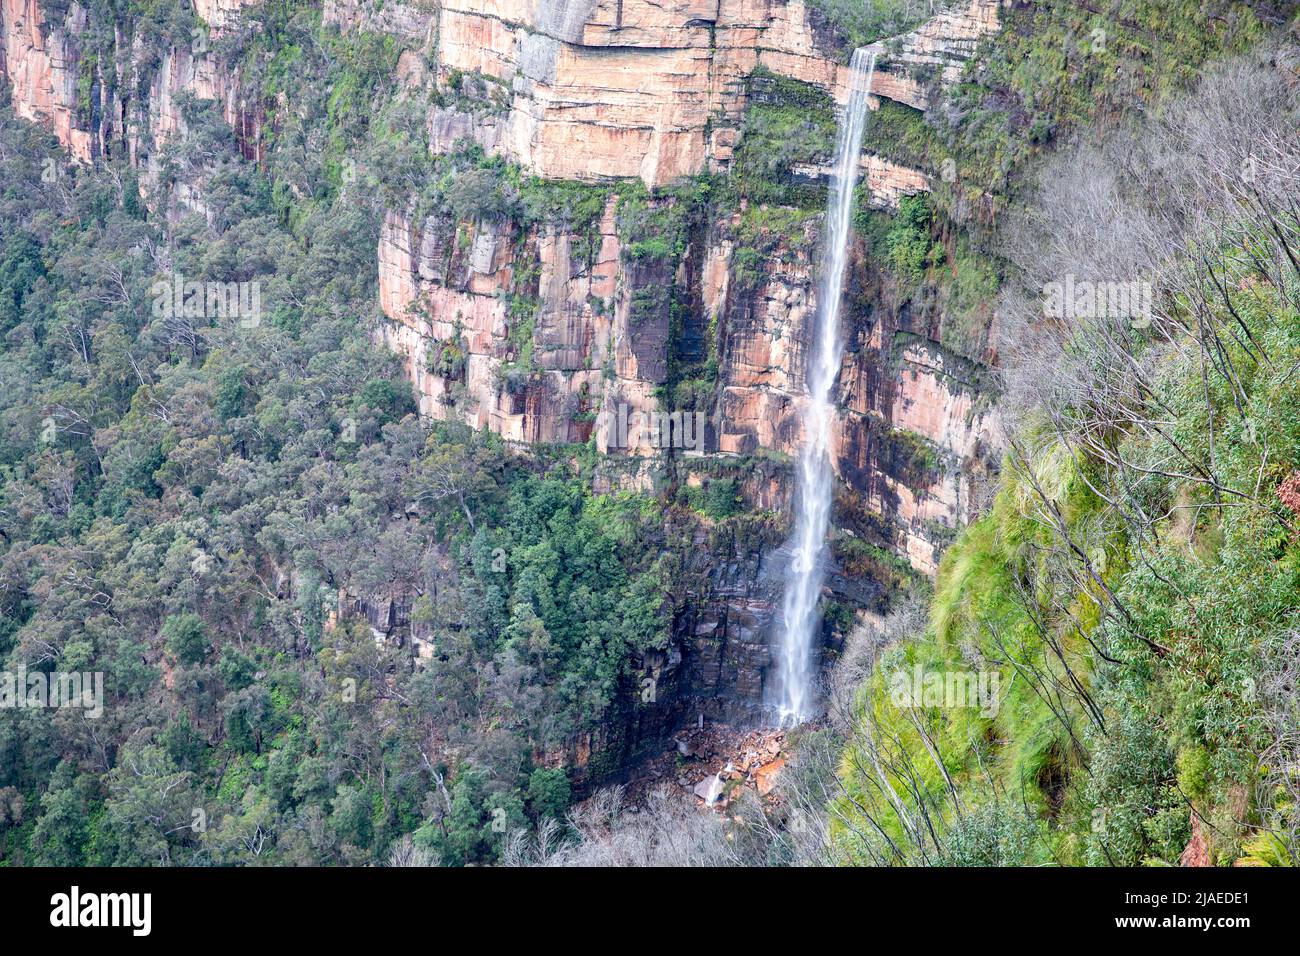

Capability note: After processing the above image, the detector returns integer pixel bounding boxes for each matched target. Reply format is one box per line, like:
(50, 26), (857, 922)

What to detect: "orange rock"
(754, 757), (785, 797)
(1180, 812), (1211, 867)
(426, 0), (1001, 187)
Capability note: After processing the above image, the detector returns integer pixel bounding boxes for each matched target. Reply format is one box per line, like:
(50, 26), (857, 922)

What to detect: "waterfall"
(772, 49), (876, 726)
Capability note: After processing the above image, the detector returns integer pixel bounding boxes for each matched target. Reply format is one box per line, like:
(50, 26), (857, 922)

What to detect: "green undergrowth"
(938, 0), (1273, 214)
(835, 244), (1300, 866)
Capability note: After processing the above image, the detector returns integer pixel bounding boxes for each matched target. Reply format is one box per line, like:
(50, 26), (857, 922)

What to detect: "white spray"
(773, 49), (876, 726)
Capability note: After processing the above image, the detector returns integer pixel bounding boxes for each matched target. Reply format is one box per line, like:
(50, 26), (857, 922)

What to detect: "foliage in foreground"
(834, 48), (1300, 866)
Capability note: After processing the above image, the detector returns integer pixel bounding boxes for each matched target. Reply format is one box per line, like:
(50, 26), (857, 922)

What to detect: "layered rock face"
(418, 0), (1000, 187)
(0, 0), (263, 204)
(366, 0), (1002, 576)
(795, 154), (933, 210)
(193, 0), (260, 33)
(863, 0), (1004, 110)
(323, 0), (436, 40)
(3, 0), (1001, 185)
(147, 44), (262, 159)
(376, 196), (667, 453)
(362, 3), (1003, 755)
(375, 187), (999, 574)
(0, 0), (92, 161)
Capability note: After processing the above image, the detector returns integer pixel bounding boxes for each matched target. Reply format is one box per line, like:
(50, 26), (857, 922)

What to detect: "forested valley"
(1, 0), (1298, 869)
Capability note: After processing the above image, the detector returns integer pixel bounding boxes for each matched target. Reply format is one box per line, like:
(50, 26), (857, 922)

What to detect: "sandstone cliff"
(0, 0), (999, 570)
(1, 0), (92, 161)
(357, 0), (1002, 575)
(0, 0), (263, 204)
(400, 0), (1001, 187)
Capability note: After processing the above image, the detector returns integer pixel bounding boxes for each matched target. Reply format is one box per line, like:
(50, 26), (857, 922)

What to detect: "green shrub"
(808, 0), (930, 53)
(163, 613), (210, 666)
(940, 803), (1045, 866)
(733, 72), (837, 207)
(526, 767), (572, 821)
(884, 194), (937, 287)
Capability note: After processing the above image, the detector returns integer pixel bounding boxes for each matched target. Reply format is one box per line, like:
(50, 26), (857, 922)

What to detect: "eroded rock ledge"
(386, 0), (1000, 187)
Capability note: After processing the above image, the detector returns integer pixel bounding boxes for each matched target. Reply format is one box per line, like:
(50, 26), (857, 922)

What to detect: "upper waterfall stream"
(772, 48), (876, 726)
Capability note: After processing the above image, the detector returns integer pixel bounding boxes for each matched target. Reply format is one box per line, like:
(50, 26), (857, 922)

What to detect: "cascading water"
(772, 48), (876, 726)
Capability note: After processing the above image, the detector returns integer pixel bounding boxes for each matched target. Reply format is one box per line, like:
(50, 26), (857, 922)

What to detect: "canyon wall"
(344, 0), (1004, 744)
(412, 0), (1001, 187)
(0, 0), (1003, 745)
(360, 0), (1002, 575)
(0, 0), (1000, 180)
(0, 0), (92, 160)
(0, 0), (263, 207)
(374, 172), (998, 578)
(375, 196), (669, 452)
